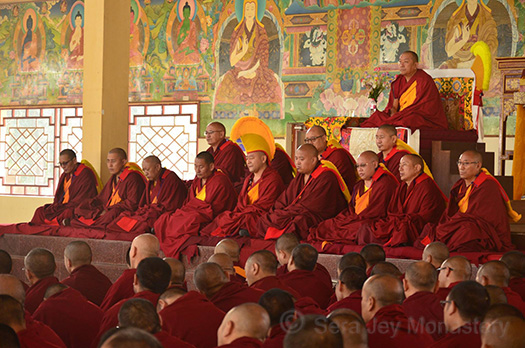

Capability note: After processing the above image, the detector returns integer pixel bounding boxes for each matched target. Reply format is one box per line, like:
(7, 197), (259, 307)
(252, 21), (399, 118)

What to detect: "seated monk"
(360, 244), (386, 275)
(205, 121), (247, 188)
(271, 144), (296, 187)
(154, 152), (237, 257)
(214, 239), (245, 281)
(24, 248), (59, 314)
(375, 125), (410, 181)
(418, 150), (521, 252)
(481, 317), (525, 348)
(358, 154), (446, 246)
(258, 289), (295, 348)
(436, 255), (472, 301)
(500, 251), (525, 301)
(256, 144), (350, 240)
(209, 253), (241, 283)
(163, 257), (186, 289)
(422, 241), (449, 269)
(308, 151), (398, 243)
(31, 149), (99, 225)
(284, 315), (343, 348)
(327, 309), (368, 348)
(70, 148), (146, 229)
(107, 155), (187, 234)
(216, 303), (270, 348)
(360, 51), (448, 130)
(327, 266), (367, 315)
(305, 125), (357, 191)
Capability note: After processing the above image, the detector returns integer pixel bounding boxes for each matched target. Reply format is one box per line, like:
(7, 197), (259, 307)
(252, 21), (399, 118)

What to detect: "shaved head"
(403, 153), (424, 169)
(0, 323), (19, 348)
(218, 303), (270, 346)
(284, 315), (343, 348)
(24, 248), (56, 280)
(157, 287), (187, 312)
(44, 283), (68, 300)
(119, 298), (161, 334)
(422, 242), (449, 269)
(259, 289), (295, 327)
(360, 244), (385, 268)
(207, 122), (226, 133)
(362, 275), (404, 323)
(0, 250), (12, 274)
(338, 252), (367, 274)
(296, 144), (318, 158)
(441, 256), (472, 282)
(405, 261), (437, 292)
(108, 147), (127, 160)
(208, 253), (235, 276)
(214, 239), (240, 262)
(461, 150), (483, 165)
(306, 125), (327, 136)
(194, 262), (229, 298)
(196, 151), (215, 164)
(370, 261), (402, 278)
(485, 285), (508, 306)
(247, 250), (278, 274)
(477, 261), (511, 287)
(130, 234), (160, 268)
(0, 275), (26, 305)
(482, 317), (525, 348)
(0, 295), (25, 329)
(358, 150), (379, 163)
(378, 124), (397, 136)
(276, 234), (299, 254)
(143, 155), (161, 166)
(64, 241), (92, 267)
(500, 251), (525, 278)
(60, 149), (77, 160)
(328, 309), (367, 348)
(401, 50), (418, 62)
(101, 327), (162, 348)
(163, 258), (185, 286)
(290, 244), (318, 271)
(484, 304), (525, 324)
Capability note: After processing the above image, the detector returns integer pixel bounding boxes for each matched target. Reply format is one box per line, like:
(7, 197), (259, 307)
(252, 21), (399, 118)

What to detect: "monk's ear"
(367, 296), (376, 312)
(432, 280), (440, 294)
(157, 299), (167, 312)
(253, 262), (260, 275)
(209, 163), (215, 171)
(133, 274), (138, 287)
(402, 278), (409, 293)
(224, 320), (235, 338)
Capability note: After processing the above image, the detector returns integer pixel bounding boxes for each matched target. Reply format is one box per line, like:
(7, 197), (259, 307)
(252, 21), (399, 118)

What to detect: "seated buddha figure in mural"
(441, 0), (497, 69)
(130, 8), (144, 67)
(67, 12), (84, 69)
(172, 2), (200, 65)
(214, 0), (282, 107)
(21, 15), (40, 72)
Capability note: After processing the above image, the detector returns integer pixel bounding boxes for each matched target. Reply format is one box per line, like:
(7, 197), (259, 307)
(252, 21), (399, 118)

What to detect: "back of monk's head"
(0, 275), (26, 305)
(219, 303), (270, 345)
(131, 234), (160, 259)
(442, 255), (472, 281)
(477, 261), (510, 287)
(215, 239), (240, 262)
(136, 257), (171, 294)
(275, 233), (299, 254)
(377, 124), (397, 137)
(194, 262), (229, 297)
(0, 323), (20, 348)
(422, 242), (449, 268)
(327, 309), (367, 348)
(370, 261), (402, 278)
(284, 315), (343, 348)
(64, 241), (92, 267)
(482, 316), (525, 348)
(500, 251), (525, 278)
(338, 252), (367, 274)
(484, 303), (525, 324)
(363, 274), (404, 308)
(247, 250), (278, 275)
(485, 285), (508, 306)
(208, 253), (235, 276)
(163, 258), (185, 285)
(405, 261), (437, 292)
(291, 244), (318, 271)
(24, 248), (56, 280)
(157, 287), (187, 312)
(360, 244), (385, 267)
(44, 283), (68, 300)
(0, 249), (12, 274)
(259, 288), (295, 327)
(340, 266), (367, 292)
(118, 298), (161, 334)
(100, 327), (162, 348)
(108, 147), (127, 160)
(448, 280), (490, 322)
(196, 151), (215, 164)
(0, 295), (25, 329)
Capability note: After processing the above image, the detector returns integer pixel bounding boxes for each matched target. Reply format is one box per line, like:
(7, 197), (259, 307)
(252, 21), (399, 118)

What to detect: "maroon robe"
(360, 69), (448, 130)
(31, 163), (98, 225)
(250, 275), (301, 299)
(100, 268), (136, 311)
(210, 281), (264, 313)
(378, 147), (410, 182)
(322, 143), (357, 191)
(262, 324), (286, 348)
(217, 337), (263, 348)
(402, 291), (445, 341)
(107, 168), (187, 234)
(25, 313), (67, 348)
(309, 166), (398, 243)
(61, 264), (112, 307)
(420, 171), (514, 252)
(278, 269), (334, 309)
(276, 263), (333, 291)
(33, 287), (103, 348)
(18, 328), (66, 348)
(257, 161), (348, 240)
(72, 166), (146, 229)
(25, 276), (60, 314)
(208, 139), (247, 187)
(201, 167), (284, 237)
(367, 304), (434, 348)
(294, 296), (325, 315)
(435, 281), (461, 302)
(428, 322), (481, 348)
(359, 173), (446, 246)
(154, 331), (196, 348)
(509, 277), (525, 301)
(326, 290), (362, 315)
(159, 291), (225, 348)
(270, 146), (295, 187)
(502, 286), (525, 316)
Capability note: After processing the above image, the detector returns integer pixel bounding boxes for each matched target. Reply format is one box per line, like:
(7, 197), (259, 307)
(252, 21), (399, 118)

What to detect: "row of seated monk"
(29, 120), (520, 256)
(1, 234), (525, 348)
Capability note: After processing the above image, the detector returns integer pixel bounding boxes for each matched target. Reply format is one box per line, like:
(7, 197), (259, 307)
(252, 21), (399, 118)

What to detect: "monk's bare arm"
(390, 99), (399, 115)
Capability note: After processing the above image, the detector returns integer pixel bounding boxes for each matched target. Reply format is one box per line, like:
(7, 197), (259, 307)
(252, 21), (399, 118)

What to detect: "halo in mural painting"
(454, 0), (489, 6)
(235, 0), (266, 23)
(22, 8), (38, 33)
(177, 0), (197, 22)
(131, 0), (140, 24)
(70, 2), (85, 30)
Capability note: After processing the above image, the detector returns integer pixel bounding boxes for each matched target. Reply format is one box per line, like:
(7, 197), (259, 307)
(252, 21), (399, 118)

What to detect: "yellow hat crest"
(231, 117), (276, 161)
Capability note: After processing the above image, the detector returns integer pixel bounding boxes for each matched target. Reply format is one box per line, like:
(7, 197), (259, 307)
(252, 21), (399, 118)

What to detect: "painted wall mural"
(0, 0), (523, 136)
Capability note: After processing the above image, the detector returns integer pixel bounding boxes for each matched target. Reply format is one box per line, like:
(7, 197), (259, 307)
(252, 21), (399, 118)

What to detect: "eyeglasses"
(440, 300), (452, 307)
(204, 130), (222, 136)
(304, 135), (324, 143)
(355, 163), (369, 168)
(58, 159), (72, 167)
(437, 266), (454, 272)
(456, 161), (479, 166)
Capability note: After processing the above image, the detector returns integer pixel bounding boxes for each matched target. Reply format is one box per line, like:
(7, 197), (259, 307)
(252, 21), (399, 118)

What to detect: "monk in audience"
(361, 274), (433, 347)
(0, 323), (19, 348)
(258, 289), (295, 348)
(360, 244), (385, 275)
(270, 144), (295, 187)
(481, 317), (525, 348)
(402, 261), (444, 340)
(500, 251), (525, 301)
(70, 148), (146, 229)
(0, 249), (12, 274)
(118, 298), (194, 348)
(284, 315), (343, 348)
(373, 125), (410, 181)
(31, 149), (98, 225)
(422, 242), (450, 269)
(216, 303), (270, 348)
(163, 257), (186, 289)
(278, 244), (334, 309)
(358, 153), (446, 246)
(61, 240), (112, 306)
(327, 266), (366, 314)
(485, 285), (508, 305)
(209, 253), (239, 283)
(419, 150), (520, 252)
(338, 252), (367, 274)
(157, 287), (225, 348)
(100, 327), (162, 348)
(107, 155), (187, 234)
(214, 239), (245, 280)
(33, 283), (103, 348)
(24, 248), (59, 314)
(205, 122), (247, 187)
(101, 234), (160, 311)
(305, 125), (357, 190)
(257, 144), (349, 240)
(483, 303), (525, 324)
(309, 151), (398, 244)
(194, 262), (263, 313)
(327, 309), (368, 348)
(436, 255), (472, 301)
(360, 51), (448, 130)
(429, 281), (490, 347)
(154, 152), (237, 257)
(370, 262), (402, 278)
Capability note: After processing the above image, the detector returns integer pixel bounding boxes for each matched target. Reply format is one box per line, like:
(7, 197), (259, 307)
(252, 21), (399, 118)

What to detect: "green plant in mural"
(360, 67), (393, 102)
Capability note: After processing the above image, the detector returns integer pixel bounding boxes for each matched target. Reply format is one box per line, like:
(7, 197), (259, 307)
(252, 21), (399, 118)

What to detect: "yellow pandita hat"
(231, 117), (275, 161)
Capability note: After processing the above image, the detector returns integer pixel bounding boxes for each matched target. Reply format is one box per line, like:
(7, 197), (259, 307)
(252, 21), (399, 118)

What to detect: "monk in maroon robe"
(258, 289), (295, 348)
(309, 151), (398, 243)
(257, 144), (349, 240)
(359, 154), (446, 246)
(107, 156), (187, 234)
(158, 288), (225, 348)
(205, 122), (247, 187)
(216, 303), (269, 348)
(305, 125), (357, 191)
(62, 240), (112, 307)
(31, 149), (99, 225)
(270, 144), (295, 187)
(24, 248), (60, 314)
(374, 124), (409, 181)
(70, 148), (146, 229)
(33, 285), (103, 348)
(436, 255), (472, 301)
(154, 152), (237, 257)
(327, 266), (366, 315)
(501, 251), (525, 301)
(360, 51), (448, 130)
(418, 150), (520, 252)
